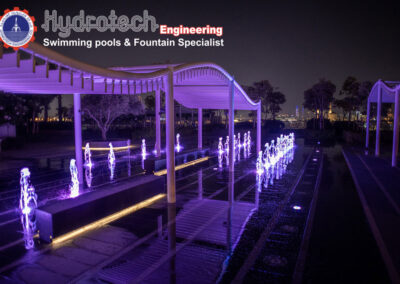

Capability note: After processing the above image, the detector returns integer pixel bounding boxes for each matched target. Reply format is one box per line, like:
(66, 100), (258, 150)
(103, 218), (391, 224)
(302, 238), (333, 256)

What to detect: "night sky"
(3, 0), (400, 114)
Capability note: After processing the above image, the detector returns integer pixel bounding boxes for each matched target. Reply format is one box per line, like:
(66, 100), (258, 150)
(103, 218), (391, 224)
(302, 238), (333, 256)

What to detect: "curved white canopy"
(0, 43), (260, 111)
(368, 80), (400, 103)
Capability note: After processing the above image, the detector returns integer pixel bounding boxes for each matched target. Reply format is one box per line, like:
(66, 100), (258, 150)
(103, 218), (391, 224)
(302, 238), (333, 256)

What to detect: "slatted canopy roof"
(368, 80), (400, 103)
(0, 42), (260, 111)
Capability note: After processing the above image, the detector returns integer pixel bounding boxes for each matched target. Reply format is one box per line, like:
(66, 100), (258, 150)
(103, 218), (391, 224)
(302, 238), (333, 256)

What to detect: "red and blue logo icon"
(0, 7), (37, 50)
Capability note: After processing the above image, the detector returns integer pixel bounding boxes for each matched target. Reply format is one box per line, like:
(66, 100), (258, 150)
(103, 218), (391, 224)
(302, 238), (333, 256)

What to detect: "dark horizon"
(4, 0), (400, 114)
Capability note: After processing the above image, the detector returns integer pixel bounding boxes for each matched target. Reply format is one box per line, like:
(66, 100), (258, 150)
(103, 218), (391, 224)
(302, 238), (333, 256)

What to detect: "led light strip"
(51, 193), (166, 245)
(80, 145), (136, 151)
(154, 156), (209, 176)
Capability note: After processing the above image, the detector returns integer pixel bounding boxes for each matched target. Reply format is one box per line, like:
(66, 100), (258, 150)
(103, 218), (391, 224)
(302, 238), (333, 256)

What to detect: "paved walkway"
(343, 148), (400, 283)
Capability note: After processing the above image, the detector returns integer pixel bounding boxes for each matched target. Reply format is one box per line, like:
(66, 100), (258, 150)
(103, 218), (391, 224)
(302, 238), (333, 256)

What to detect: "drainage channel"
(221, 146), (323, 284)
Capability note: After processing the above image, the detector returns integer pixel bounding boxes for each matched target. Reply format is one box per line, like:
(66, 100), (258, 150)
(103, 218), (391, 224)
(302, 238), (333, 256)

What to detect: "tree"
(57, 95), (63, 123)
(82, 94), (144, 140)
(0, 93), (26, 125)
(267, 91), (286, 120)
(246, 80), (273, 120)
(335, 76), (373, 121)
(41, 95), (56, 123)
(304, 79), (336, 129)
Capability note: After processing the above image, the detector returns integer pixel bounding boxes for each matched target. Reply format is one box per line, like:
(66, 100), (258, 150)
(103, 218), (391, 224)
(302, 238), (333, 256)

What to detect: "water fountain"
(247, 131), (251, 153)
(141, 139), (147, 159)
(257, 133), (295, 189)
(84, 143), (93, 187)
(69, 159), (80, 198)
(218, 137), (224, 154)
(19, 168), (37, 250)
(108, 142), (116, 180)
(176, 133), (181, 152)
(84, 142), (92, 168)
(218, 151), (223, 169)
(256, 151), (264, 176)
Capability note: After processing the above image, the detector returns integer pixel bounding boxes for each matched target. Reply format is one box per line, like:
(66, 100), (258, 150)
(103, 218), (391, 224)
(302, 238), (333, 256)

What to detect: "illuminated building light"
(225, 136), (229, 153)
(154, 157), (209, 176)
(69, 159), (80, 198)
(293, 205), (302, 210)
(52, 193), (166, 246)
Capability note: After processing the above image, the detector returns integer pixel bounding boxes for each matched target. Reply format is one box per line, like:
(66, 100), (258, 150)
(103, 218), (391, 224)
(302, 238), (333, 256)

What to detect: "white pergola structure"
(366, 80), (400, 166)
(0, 43), (261, 203)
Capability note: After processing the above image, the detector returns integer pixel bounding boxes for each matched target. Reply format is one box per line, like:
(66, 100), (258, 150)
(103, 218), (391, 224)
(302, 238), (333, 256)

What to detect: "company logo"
(0, 7), (37, 50)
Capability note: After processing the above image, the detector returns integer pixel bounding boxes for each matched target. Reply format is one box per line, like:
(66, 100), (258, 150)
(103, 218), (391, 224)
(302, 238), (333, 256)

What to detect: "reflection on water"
(85, 165), (93, 188)
(168, 204), (177, 283)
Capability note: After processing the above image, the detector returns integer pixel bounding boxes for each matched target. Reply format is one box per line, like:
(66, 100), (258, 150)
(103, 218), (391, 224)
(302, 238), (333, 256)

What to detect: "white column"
(376, 82), (382, 156)
(229, 79), (235, 172)
(198, 108), (202, 149)
(155, 89), (161, 157)
(73, 93), (83, 185)
(392, 89), (400, 167)
(366, 100), (371, 149)
(165, 69), (176, 203)
(257, 103), (261, 153)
